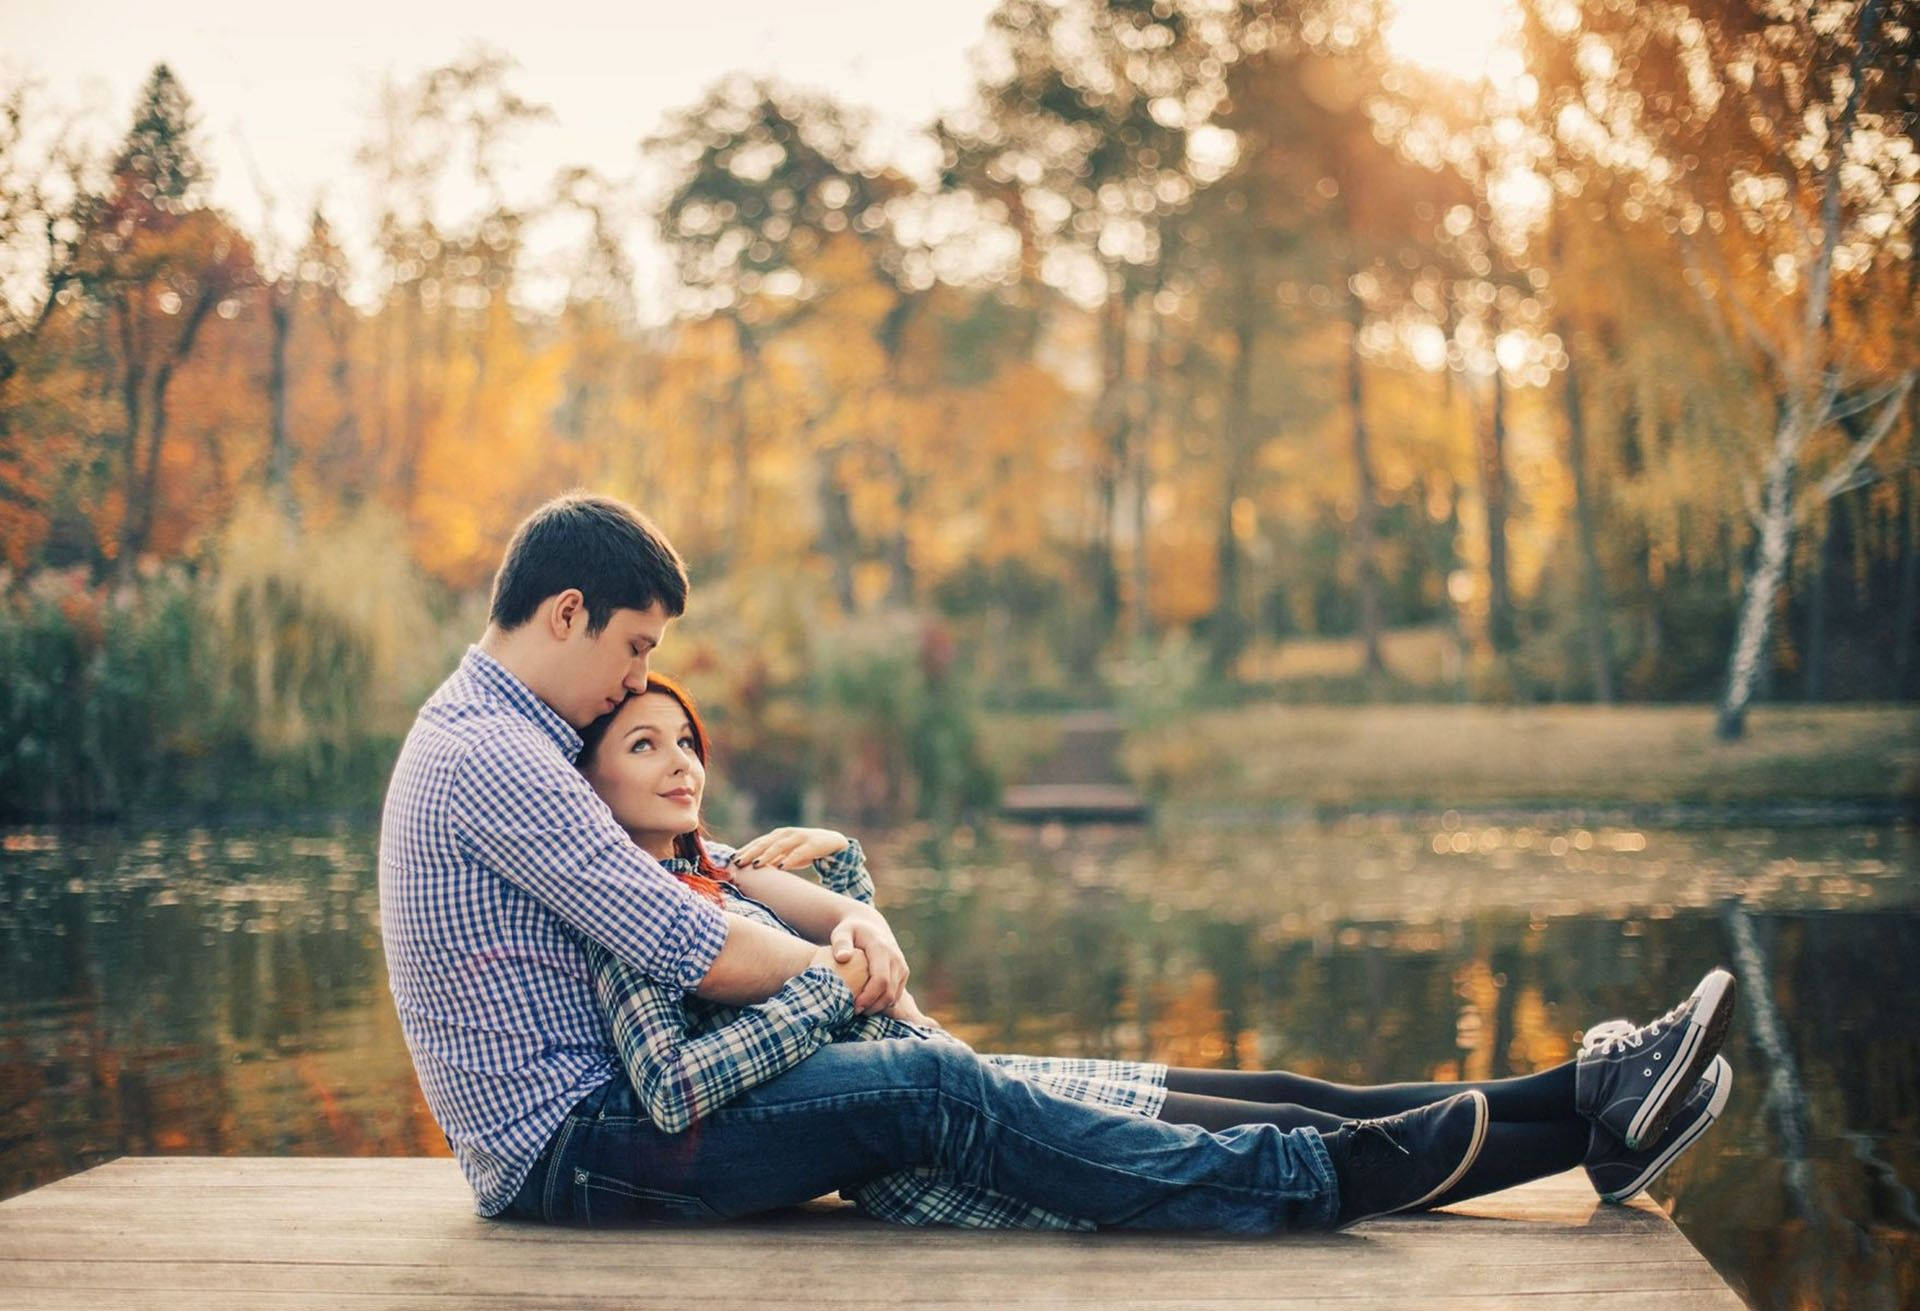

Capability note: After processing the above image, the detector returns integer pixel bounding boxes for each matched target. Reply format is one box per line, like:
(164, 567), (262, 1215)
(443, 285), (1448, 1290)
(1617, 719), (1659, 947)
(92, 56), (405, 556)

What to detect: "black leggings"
(1155, 1063), (1587, 1208)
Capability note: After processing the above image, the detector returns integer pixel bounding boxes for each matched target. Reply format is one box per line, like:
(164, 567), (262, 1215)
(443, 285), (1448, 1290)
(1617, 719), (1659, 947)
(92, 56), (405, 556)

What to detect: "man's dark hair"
(488, 493), (688, 634)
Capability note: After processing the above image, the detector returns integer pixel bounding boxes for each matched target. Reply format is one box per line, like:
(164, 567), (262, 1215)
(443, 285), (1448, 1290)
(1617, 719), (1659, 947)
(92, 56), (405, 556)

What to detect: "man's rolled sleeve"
(449, 735), (729, 988)
(655, 889), (729, 991)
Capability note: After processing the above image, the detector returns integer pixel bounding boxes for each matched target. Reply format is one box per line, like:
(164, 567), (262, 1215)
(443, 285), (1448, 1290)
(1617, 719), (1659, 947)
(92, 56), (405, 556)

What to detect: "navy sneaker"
(1584, 1055), (1730, 1203)
(1328, 1089), (1489, 1228)
(1576, 968), (1737, 1151)
(1580, 1018), (1635, 1055)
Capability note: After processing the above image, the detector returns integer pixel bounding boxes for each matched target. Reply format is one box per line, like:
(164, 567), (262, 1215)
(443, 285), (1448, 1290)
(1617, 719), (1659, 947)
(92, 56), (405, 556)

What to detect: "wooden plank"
(38, 1158), (1650, 1224)
(1000, 783), (1149, 822)
(0, 1162), (1701, 1252)
(0, 1256), (1736, 1296)
(0, 1159), (1746, 1310)
(0, 1294), (1752, 1311)
(0, 1211), (1706, 1262)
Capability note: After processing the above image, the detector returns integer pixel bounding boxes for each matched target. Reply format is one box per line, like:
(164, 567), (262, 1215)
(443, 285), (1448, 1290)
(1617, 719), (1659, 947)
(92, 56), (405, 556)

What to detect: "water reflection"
(0, 825), (441, 1197)
(1, 819), (1914, 1308)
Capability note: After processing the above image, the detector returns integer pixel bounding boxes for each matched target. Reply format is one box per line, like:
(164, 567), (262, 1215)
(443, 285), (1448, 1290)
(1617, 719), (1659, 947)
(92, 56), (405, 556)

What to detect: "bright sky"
(1, 0), (999, 315)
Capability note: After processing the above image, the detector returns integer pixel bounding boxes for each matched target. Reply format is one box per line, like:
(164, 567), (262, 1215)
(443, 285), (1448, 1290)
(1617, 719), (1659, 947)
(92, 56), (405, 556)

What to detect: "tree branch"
(1679, 229), (1784, 380)
(1815, 369), (1915, 503)
(1738, 471), (1767, 533)
(1824, 374), (1910, 425)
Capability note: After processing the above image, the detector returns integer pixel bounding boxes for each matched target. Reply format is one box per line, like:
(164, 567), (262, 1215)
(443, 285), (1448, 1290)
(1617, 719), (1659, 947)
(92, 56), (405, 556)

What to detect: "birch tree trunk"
(1717, 403), (1806, 739)
(1712, 0), (1896, 739)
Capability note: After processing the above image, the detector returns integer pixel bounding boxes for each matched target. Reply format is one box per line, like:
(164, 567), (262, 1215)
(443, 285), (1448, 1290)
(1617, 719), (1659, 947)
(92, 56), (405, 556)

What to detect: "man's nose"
(624, 656), (650, 693)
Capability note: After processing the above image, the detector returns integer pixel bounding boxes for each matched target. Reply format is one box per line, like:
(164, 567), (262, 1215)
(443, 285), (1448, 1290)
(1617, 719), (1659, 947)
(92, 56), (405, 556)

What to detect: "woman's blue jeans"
(504, 1036), (1339, 1233)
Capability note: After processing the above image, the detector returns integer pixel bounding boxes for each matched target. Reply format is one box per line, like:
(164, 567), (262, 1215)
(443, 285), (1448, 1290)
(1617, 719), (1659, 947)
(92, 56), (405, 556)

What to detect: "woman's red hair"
(576, 673), (730, 904)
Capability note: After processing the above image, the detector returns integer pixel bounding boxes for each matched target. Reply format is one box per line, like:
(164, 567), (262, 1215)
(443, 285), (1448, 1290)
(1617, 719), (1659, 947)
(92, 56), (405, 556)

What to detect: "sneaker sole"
(1602, 1059), (1731, 1203)
(1394, 1090), (1489, 1216)
(1626, 970), (1736, 1151)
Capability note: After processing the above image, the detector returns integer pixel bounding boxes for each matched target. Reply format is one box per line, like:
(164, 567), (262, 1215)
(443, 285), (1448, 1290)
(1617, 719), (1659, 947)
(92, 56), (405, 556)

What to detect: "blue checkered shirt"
(378, 647), (732, 1215)
(591, 840), (1168, 1229)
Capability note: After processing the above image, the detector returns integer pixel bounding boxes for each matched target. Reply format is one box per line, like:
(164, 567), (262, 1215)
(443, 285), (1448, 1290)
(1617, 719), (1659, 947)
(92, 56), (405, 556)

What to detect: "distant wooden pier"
(0, 1158), (1744, 1308)
(1001, 709), (1150, 823)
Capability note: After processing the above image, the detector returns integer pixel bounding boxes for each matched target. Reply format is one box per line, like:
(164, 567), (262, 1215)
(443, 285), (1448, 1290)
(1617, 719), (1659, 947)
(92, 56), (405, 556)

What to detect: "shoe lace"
(1342, 1119), (1414, 1172)
(1581, 1019), (1635, 1055)
(1589, 997), (1692, 1057)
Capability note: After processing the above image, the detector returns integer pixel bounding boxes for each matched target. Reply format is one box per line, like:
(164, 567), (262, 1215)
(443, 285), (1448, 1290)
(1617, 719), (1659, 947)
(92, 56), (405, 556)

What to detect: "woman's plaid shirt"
(588, 839), (1168, 1230)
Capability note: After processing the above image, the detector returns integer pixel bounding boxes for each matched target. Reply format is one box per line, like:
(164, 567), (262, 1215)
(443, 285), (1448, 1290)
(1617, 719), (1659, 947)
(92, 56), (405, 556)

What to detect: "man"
(379, 491), (1490, 1233)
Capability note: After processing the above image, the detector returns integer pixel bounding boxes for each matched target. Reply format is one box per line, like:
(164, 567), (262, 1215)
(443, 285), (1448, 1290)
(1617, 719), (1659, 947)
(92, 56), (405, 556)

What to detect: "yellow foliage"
(207, 494), (437, 748)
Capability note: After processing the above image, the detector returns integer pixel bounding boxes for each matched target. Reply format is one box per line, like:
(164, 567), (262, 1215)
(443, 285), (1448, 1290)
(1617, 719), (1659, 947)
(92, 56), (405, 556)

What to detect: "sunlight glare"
(1383, 0), (1517, 83)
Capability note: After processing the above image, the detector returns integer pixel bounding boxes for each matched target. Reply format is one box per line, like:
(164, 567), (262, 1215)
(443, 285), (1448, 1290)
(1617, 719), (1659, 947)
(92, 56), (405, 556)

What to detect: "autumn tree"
(72, 65), (254, 575)
(943, 0), (1242, 649)
(1211, 15), (1479, 677)
(290, 206), (366, 507)
(1528, 0), (1918, 735)
(355, 51), (570, 584)
(0, 80), (98, 566)
(649, 77), (927, 605)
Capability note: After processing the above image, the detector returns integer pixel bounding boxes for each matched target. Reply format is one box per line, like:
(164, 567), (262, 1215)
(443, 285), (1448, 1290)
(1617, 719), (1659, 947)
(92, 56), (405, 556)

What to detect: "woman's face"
(581, 690), (705, 857)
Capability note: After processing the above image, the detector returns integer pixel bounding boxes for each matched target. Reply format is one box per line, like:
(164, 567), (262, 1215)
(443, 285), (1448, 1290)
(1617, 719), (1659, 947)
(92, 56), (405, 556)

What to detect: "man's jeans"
(503, 1037), (1339, 1233)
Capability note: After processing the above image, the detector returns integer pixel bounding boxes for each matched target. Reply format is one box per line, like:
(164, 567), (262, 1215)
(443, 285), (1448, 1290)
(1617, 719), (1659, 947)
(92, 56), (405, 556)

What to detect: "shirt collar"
(660, 856), (696, 876)
(461, 645), (583, 761)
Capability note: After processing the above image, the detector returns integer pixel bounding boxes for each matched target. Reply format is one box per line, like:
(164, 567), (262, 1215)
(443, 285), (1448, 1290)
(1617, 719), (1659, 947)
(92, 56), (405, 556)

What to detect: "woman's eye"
(628, 739), (652, 753)
(678, 736), (697, 750)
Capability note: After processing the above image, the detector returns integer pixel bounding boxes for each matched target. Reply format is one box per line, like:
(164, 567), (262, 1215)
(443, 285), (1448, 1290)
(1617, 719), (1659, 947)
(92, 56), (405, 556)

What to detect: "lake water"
(2, 816), (1914, 1309)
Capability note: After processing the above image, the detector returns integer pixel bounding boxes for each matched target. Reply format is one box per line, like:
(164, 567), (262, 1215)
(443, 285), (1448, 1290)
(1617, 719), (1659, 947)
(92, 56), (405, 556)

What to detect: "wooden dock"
(0, 1158), (1745, 1309)
(1001, 709), (1150, 823)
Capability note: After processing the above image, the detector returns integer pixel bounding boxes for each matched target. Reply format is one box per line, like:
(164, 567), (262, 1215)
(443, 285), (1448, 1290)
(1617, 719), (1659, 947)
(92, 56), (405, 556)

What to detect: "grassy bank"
(1122, 704), (1920, 812)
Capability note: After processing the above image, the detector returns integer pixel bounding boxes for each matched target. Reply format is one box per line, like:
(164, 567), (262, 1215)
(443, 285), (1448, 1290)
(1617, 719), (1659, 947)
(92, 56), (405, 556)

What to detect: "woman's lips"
(659, 789), (696, 803)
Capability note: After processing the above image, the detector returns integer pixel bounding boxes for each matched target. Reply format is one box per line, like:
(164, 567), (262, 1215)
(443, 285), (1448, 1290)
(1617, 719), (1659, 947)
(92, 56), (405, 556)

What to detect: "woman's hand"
(732, 827), (850, 871)
(886, 988), (936, 1027)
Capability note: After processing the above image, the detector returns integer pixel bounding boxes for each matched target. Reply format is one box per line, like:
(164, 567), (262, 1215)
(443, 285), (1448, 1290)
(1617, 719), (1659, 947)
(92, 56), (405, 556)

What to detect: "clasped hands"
(732, 825), (930, 1024)
(808, 921), (933, 1024)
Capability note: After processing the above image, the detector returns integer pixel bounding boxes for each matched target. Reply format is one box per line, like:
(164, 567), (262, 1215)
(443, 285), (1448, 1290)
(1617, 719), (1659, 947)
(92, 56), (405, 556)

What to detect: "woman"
(575, 675), (1734, 1227)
